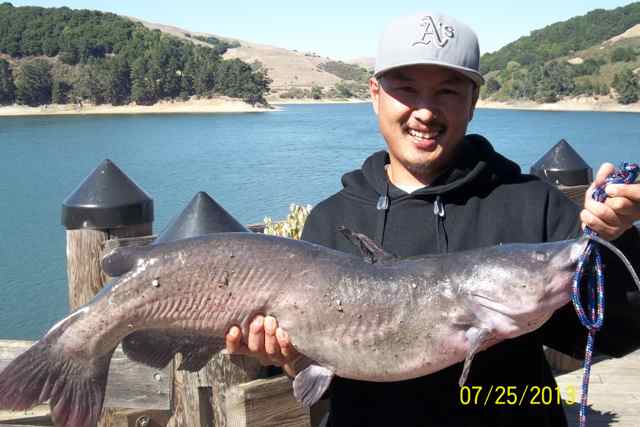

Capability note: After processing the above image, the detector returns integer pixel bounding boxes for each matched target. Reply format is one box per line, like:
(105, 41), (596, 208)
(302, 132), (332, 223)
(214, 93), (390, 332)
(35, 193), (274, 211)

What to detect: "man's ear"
(369, 77), (381, 116)
(469, 84), (480, 121)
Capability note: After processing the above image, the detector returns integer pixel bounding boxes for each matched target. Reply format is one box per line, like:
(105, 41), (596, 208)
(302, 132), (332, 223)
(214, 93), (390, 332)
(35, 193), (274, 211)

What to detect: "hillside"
(0, 3), (271, 107)
(480, 2), (640, 105)
(130, 18), (372, 100)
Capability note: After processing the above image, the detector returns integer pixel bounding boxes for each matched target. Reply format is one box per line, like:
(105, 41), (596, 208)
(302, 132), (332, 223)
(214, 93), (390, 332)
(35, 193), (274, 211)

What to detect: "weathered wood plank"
(225, 376), (310, 427)
(556, 349), (640, 426)
(0, 340), (171, 411)
(0, 407), (50, 425)
(0, 414), (52, 426)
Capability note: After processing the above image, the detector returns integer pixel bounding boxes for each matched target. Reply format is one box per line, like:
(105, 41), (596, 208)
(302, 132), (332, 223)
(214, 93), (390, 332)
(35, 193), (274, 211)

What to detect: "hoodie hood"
(341, 134), (521, 202)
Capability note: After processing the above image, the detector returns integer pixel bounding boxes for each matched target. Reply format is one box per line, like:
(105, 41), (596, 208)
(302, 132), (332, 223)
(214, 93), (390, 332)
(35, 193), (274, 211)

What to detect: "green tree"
(0, 58), (15, 104)
(51, 78), (71, 104)
(130, 56), (157, 105)
(485, 78), (501, 95)
(15, 59), (52, 106)
(311, 85), (323, 100)
(610, 47), (636, 63)
(612, 68), (639, 104)
(572, 58), (602, 76)
(213, 58), (271, 104)
(334, 82), (353, 98)
(104, 56), (131, 105)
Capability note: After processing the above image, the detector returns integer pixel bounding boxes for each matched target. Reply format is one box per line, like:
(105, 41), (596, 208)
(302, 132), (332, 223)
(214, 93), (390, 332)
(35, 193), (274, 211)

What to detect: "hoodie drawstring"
(434, 195), (449, 253)
(375, 182), (390, 247)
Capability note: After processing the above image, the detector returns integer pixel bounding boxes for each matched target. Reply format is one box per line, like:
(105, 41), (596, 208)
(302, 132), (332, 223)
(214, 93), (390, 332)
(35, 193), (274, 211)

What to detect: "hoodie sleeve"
(542, 187), (640, 358)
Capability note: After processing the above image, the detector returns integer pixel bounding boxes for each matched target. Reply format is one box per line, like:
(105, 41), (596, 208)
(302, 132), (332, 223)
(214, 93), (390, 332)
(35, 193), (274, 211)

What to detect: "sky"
(8, 0), (640, 60)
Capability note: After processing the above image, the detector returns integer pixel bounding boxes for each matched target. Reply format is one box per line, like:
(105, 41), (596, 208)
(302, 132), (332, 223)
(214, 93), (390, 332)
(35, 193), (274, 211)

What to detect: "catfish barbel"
(0, 230), (637, 427)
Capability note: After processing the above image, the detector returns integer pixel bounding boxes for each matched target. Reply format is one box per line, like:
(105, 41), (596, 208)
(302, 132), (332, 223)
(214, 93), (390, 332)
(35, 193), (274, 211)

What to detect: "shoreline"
(1, 95), (640, 117)
(477, 96), (640, 113)
(0, 97), (277, 117)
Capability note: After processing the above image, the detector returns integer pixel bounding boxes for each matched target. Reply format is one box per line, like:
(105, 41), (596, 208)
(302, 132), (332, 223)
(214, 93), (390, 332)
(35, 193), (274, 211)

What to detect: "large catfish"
(0, 230), (636, 427)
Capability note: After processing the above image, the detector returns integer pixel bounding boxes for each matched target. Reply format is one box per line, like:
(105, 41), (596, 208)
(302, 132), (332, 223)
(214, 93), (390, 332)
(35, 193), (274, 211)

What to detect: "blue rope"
(571, 162), (639, 427)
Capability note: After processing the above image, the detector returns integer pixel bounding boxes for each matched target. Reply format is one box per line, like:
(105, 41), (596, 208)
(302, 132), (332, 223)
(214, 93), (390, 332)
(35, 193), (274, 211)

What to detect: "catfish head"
(460, 237), (589, 340)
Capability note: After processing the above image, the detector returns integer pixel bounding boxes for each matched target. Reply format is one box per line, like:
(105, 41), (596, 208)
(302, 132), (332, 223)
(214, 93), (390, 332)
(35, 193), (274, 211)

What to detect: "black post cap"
(530, 139), (593, 186)
(153, 191), (248, 244)
(62, 159), (154, 230)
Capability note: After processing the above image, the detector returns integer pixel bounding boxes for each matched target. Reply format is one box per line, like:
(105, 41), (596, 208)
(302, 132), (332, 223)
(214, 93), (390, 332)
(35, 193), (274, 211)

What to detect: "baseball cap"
(374, 12), (484, 87)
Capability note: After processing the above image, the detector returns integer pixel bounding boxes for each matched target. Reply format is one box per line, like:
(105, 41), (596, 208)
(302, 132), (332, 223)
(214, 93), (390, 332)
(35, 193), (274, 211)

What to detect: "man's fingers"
(264, 316), (284, 364)
(604, 195), (640, 216)
(225, 326), (241, 352)
(248, 315), (266, 354)
(584, 198), (622, 229)
(225, 326), (252, 355)
(594, 163), (616, 187)
(580, 209), (621, 240)
(276, 327), (294, 359)
(606, 183), (640, 204)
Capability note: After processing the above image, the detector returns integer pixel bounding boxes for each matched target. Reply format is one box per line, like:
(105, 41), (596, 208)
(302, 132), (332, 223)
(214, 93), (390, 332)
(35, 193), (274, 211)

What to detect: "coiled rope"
(571, 162), (639, 427)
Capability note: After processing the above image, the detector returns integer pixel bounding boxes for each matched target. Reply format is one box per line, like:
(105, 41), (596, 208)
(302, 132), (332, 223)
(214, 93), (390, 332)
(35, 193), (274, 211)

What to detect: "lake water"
(1, 103), (639, 339)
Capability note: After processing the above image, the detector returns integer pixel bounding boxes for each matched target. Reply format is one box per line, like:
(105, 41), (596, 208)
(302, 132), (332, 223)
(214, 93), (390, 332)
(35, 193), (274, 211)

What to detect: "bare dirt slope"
(603, 23), (640, 45)
(223, 43), (341, 90)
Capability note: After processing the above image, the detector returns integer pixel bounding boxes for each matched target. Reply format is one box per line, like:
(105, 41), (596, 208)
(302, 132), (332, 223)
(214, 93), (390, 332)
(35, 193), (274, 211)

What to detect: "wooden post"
(62, 159), (154, 426)
(224, 377), (310, 427)
(531, 140), (593, 373)
(151, 192), (268, 427)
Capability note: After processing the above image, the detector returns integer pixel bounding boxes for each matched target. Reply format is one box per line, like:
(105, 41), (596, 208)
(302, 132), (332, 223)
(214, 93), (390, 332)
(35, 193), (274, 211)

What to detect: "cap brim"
(375, 61), (484, 87)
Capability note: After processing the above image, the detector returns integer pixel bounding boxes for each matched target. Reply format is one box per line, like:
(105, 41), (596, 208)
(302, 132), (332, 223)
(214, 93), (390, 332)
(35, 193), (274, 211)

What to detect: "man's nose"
(411, 99), (439, 123)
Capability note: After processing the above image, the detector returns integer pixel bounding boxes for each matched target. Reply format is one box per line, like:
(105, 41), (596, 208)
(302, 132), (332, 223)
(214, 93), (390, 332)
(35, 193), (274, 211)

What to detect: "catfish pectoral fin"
(293, 364), (334, 408)
(458, 327), (492, 387)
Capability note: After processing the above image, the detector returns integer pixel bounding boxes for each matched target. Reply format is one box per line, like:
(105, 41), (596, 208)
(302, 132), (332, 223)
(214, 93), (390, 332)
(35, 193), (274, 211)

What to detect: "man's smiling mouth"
(408, 128), (443, 141)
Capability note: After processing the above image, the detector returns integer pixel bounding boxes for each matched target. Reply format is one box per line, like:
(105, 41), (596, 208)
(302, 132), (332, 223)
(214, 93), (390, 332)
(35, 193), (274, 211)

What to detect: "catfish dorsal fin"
(337, 226), (396, 264)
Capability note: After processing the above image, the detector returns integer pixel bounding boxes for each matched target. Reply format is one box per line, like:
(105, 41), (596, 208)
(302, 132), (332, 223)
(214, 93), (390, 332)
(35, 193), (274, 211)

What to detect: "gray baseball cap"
(375, 12), (484, 87)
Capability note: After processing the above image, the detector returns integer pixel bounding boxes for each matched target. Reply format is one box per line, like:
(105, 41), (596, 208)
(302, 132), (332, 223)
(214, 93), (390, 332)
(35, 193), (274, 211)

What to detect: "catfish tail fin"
(0, 312), (114, 427)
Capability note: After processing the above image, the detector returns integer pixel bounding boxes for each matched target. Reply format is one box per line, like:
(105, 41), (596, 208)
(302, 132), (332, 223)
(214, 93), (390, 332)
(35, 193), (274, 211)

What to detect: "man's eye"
(395, 86), (417, 94)
(439, 89), (459, 95)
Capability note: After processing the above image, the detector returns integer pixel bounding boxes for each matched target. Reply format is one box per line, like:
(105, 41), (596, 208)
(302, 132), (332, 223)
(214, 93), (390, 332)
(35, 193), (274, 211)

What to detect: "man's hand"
(581, 163), (640, 241)
(225, 315), (300, 377)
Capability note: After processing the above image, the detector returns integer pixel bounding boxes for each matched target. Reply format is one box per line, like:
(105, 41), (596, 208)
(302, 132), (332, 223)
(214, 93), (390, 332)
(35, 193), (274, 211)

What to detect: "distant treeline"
(482, 52), (640, 104)
(0, 3), (271, 106)
(480, 3), (640, 74)
(479, 2), (640, 105)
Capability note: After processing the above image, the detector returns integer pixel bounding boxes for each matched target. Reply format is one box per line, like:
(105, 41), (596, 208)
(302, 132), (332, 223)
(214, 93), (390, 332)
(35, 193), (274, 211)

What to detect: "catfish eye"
(533, 251), (548, 262)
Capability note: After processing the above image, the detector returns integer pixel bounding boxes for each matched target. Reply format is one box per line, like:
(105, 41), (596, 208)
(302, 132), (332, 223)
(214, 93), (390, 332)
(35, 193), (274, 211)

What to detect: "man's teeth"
(409, 129), (441, 139)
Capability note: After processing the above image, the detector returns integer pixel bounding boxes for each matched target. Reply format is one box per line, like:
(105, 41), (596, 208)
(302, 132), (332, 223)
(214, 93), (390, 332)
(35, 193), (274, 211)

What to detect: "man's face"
(370, 65), (479, 184)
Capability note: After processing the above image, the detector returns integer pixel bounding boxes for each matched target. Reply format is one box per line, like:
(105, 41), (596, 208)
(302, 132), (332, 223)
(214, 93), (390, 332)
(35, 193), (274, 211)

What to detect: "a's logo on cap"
(413, 15), (455, 48)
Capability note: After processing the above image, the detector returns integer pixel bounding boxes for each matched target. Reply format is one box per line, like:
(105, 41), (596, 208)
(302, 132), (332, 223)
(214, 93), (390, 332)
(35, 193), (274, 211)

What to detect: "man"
(226, 12), (640, 426)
